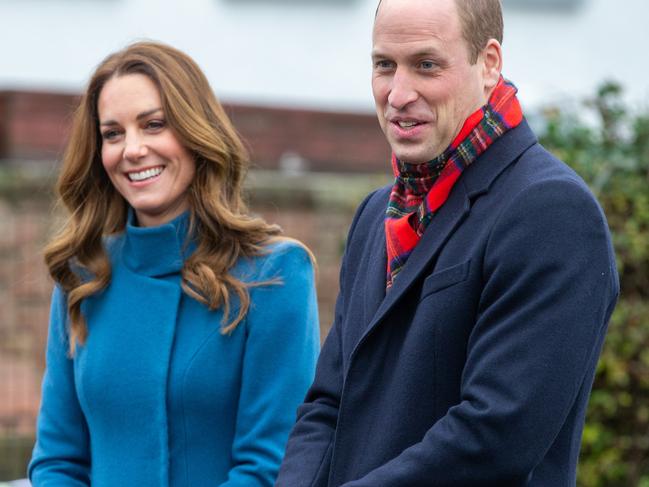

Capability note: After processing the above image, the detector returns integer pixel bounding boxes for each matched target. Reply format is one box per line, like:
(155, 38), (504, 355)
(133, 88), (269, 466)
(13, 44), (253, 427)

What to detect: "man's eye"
(374, 60), (394, 70)
(420, 61), (437, 70)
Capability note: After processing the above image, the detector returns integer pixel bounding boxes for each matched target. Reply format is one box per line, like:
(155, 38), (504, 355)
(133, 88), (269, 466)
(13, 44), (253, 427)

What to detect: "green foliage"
(0, 436), (33, 481)
(539, 82), (649, 486)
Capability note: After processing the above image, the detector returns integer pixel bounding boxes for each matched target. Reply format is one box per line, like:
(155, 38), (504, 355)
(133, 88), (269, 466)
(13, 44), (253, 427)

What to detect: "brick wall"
(226, 104), (391, 172)
(0, 190), (53, 437)
(0, 91), (79, 161)
(0, 93), (6, 157)
(0, 90), (391, 171)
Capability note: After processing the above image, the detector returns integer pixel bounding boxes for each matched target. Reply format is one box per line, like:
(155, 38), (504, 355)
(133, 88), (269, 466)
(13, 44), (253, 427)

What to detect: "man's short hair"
(456, 0), (504, 64)
(375, 0), (504, 65)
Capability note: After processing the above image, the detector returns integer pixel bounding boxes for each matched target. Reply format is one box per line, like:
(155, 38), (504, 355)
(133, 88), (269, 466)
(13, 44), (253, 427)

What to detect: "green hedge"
(0, 436), (33, 481)
(539, 82), (649, 486)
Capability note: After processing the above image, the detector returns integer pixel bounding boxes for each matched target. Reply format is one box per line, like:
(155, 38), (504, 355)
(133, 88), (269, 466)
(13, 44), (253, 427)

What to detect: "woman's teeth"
(128, 167), (164, 182)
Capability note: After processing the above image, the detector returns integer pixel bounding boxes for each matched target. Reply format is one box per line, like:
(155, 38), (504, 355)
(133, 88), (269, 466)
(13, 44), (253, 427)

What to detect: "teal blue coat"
(29, 212), (319, 487)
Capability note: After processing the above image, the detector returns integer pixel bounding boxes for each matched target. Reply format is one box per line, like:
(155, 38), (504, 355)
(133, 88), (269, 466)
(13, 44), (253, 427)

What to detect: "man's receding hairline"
(374, 0), (503, 64)
(374, 0), (464, 30)
(375, 0), (456, 16)
(373, 0), (467, 49)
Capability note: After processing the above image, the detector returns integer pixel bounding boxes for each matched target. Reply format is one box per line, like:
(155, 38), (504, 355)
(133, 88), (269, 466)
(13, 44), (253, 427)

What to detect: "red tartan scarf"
(385, 77), (523, 288)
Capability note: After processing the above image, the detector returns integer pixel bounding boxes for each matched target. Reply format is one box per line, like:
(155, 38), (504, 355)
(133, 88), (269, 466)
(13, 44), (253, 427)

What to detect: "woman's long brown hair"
(45, 41), (289, 354)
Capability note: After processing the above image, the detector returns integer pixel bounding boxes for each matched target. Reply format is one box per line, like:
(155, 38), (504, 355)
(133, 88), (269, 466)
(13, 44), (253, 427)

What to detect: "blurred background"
(0, 0), (647, 485)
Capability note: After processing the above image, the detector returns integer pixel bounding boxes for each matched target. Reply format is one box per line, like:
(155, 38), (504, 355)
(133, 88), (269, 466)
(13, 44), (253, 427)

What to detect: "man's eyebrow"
(100, 107), (163, 126)
(410, 48), (445, 59)
(371, 49), (388, 60)
(371, 47), (445, 59)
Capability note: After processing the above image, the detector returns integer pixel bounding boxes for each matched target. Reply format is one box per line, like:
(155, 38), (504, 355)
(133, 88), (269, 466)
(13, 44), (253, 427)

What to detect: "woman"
(29, 41), (319, 487)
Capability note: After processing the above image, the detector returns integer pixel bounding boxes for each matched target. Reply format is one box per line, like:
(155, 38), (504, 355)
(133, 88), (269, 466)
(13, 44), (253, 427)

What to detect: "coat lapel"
(355, 182), (470, 349)
(353, 120), (538, 353)
(362, 217), (388, 326)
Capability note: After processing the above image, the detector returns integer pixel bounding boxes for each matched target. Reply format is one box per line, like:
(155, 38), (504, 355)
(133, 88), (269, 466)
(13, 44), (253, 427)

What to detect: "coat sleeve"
(218, 241), (320, 487)
(275, 191), (377, 487)
(28, 286), (91, 486)
(340, 178), (619, 486)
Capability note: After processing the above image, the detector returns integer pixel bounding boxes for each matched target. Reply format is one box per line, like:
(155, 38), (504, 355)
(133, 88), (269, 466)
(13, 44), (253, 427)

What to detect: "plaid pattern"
(385, 77), (523, 288)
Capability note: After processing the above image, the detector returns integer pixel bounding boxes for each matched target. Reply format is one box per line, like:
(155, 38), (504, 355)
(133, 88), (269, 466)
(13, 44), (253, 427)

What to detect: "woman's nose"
(123, 132), (148, 161)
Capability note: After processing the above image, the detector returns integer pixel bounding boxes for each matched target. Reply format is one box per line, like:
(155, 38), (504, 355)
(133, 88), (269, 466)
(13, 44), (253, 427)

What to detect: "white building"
(1, 0), (647, 113)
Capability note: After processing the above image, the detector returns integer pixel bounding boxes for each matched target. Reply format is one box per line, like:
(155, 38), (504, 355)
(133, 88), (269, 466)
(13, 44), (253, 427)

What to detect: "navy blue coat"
(276, 121), (619, 486)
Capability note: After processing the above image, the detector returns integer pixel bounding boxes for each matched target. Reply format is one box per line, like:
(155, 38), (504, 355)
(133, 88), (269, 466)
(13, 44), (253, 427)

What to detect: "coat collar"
(122, 209), (196, 278)
(354, 120), (537, 352)
(461, 119), (537, 199)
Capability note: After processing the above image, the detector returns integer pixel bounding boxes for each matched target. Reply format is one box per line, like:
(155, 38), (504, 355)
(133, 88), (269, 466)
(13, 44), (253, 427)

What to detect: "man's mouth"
(127, 166), (164, 182)
(397, 121), (421, 128)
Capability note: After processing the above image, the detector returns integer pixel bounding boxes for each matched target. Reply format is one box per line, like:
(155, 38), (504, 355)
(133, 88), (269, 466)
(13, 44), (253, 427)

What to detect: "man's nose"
(123, 132), (148, 161)
(387, 68), (418, 110)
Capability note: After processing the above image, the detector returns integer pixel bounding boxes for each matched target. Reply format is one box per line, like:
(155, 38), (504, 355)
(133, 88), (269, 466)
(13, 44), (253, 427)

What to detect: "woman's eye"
(146, 119), (166, 130)
(101, 129), (121, 141)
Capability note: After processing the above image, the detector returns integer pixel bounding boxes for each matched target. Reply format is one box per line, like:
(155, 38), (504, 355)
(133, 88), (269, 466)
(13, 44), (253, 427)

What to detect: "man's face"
(372, 0), (491, 164)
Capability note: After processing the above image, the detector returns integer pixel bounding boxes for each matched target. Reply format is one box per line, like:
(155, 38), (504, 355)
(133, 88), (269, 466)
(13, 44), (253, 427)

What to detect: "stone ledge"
(0, 162), (390, 210)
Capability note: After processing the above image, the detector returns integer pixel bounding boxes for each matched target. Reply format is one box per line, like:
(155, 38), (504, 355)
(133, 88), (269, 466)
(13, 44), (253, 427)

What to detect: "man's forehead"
(374, 0), (459, 31)
(373, 0), (462, 45)
(372, 30), (449, 54)
(376, 0), (458, 17)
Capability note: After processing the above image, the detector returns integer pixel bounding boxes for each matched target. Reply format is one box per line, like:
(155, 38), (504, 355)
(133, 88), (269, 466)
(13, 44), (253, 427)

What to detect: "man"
(276, 0), (619, 485)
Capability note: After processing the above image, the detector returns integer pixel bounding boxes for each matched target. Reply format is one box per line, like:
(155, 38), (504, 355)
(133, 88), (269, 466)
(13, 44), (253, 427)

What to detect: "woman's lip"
(124, 165), (164, 175)
(124, 165), (165, 186)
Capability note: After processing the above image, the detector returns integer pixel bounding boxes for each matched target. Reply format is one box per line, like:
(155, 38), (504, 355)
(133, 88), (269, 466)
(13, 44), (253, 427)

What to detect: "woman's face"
(97, 73), (196, 227)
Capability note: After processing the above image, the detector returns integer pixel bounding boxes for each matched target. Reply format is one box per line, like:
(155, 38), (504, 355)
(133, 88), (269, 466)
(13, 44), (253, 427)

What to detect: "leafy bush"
(539, 82), (649, 486)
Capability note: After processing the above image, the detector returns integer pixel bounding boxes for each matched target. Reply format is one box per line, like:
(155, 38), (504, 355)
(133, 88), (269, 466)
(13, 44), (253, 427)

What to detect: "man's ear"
(481, 39), (503, 94)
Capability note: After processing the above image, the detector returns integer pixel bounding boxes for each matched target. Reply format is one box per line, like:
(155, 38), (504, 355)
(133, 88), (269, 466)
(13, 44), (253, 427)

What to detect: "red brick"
(0, 90), (391, 173)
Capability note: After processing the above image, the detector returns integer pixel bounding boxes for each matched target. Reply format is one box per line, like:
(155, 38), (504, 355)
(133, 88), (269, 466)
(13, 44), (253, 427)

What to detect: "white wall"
(504, 0), (649, 110)
(0, 0), (647, 113)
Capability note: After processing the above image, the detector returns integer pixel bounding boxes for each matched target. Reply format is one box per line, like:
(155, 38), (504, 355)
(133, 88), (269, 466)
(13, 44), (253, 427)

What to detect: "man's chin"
(389, 139), (443, 164)
(392, 150), (435, 165)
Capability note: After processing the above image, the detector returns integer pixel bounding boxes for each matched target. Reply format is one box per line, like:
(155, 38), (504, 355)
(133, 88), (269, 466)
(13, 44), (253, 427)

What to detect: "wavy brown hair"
(45, 41), (290, 354)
